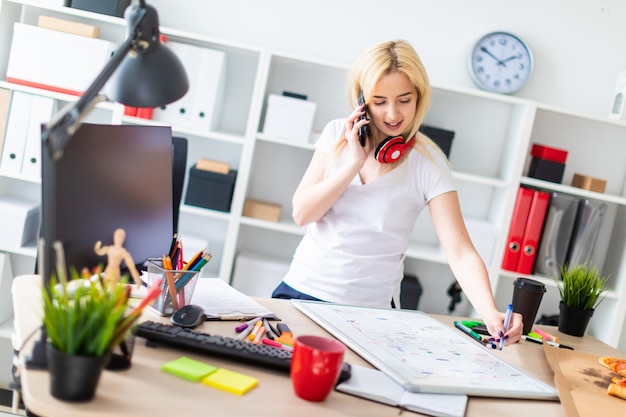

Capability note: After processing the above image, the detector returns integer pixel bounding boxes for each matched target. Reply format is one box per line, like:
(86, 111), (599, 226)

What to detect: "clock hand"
(480, 47), (506, 67)
(501, 54), (521, 64)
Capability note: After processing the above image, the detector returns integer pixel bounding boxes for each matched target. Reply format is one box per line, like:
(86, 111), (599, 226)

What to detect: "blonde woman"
(272, 39), (522, 347)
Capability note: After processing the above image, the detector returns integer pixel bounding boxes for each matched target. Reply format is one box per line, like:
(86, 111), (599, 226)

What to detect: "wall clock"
(468, 31), (533, 94)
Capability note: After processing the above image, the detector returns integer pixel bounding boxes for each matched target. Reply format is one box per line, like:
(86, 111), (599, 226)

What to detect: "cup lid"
(513, 277), (546, 293)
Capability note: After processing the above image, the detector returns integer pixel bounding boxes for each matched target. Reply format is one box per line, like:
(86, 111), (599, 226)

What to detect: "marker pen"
(454, 321), (487, 346)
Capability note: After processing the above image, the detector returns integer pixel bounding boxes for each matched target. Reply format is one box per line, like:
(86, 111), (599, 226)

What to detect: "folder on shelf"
(516, 189), (551, 275)
(0, 91), (32, 174)
(152, 41), (225, 131)
(566, 199), (608, 269)
(21, 95), (56, 179)
(534, 192), (579, 278)
(0, 88), (11, 151)
(501, 187), (534, 271)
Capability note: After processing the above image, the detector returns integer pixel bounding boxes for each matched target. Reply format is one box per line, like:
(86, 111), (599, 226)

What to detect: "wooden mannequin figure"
(94, 228), (141, 288)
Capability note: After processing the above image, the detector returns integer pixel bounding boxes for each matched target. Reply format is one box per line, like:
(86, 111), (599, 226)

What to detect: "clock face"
(469, 32), (533, 94)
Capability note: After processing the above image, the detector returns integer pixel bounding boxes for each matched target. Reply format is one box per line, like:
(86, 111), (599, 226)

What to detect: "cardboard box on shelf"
(243, 198), (281, 222)
(195, 158), (230, 175)
(571, 173), (607, 194)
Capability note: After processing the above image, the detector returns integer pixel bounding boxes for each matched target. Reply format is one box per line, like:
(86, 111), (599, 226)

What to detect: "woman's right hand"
(344, 104), (370, 166)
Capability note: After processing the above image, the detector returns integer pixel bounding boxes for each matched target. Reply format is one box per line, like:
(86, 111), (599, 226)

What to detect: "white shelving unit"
(1, 1), (626, 387)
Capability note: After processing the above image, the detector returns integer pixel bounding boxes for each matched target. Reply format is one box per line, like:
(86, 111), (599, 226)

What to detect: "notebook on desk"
(292, 300), (558, 400)
(190, 278), (280, 320)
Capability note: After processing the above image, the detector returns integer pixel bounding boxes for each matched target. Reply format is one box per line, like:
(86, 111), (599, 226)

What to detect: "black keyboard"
(134, 321), (352, 382)
(134, 321), (293, 372)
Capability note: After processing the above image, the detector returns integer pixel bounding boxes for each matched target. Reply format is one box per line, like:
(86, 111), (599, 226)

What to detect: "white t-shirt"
(283, 119), (456, 308)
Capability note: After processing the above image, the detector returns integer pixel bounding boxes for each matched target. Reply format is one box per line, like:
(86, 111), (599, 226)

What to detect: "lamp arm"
(43, 6), (147, 160)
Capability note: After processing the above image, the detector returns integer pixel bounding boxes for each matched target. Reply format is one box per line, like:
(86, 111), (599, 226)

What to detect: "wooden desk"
(11, 274), (623, 417)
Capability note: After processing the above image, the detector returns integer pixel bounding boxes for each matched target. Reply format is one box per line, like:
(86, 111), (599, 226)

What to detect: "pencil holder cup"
(146, 259), (200, 316)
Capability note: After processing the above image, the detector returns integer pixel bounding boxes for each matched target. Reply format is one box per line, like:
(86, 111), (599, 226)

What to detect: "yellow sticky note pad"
(202, 368), (258, 395)
(161, 357), (217, 382)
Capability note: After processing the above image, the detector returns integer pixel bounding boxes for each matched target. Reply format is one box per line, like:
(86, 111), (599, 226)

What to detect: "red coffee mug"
(290, 335), (346, 402)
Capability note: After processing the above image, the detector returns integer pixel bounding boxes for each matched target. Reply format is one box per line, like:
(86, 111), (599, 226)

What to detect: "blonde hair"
(332, 39), (442, 162)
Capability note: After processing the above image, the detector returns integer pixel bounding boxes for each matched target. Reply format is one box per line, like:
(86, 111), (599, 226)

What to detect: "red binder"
(502, 187), (534, 271)
(516, 190), (551, 274)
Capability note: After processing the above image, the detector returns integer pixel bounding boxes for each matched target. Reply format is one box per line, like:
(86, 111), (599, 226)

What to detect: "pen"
(522, 335), (574, 350)
(162, 255), (179, 311)
(252, 325), (265, 344)
(500, 304), (513, 350)
(461, 320), (483, 328)
(248, 319), (263, 342)
(534, 328), (558, 343)
(235, 317), (260, 333)
(235, 322), (256, 340)
(261, 337), (282, 348)
(454, 321), (487, 346)
(262, 318), (277, 339)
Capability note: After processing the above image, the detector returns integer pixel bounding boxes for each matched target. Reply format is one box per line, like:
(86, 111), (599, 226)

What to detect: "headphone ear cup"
(375, 136), (414, 163)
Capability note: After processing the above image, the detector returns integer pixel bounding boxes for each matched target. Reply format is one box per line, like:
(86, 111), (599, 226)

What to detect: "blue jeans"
(271, 281), (323, 301)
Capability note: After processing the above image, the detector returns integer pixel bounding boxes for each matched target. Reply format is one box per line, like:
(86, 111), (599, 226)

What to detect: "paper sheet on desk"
(543, 344), (626, 417)
(190, 278), (279, 320)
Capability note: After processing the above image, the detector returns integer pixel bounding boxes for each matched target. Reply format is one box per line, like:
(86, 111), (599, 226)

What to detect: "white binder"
(152, 42), (225, 131)
(0, 88), (11, 151)
(21, 95), (56, 179)
(1, 91), (32, 174)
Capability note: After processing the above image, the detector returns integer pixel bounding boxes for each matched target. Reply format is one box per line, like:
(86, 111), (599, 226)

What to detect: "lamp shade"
(105, 2), (189, 108)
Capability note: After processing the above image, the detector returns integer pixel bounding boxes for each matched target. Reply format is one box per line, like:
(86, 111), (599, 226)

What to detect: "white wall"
(150, 0), (626, 117)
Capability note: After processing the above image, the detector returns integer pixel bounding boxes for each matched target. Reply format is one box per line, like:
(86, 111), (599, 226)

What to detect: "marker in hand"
(500, 303), (513, 350)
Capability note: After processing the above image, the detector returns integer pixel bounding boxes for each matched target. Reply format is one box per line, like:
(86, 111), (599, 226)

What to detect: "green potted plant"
(41, 250), (162, 402)
(555, 262), (609, 337)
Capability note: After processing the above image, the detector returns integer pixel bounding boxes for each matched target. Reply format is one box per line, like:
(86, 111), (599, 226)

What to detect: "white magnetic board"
(292, 300), (558, 400)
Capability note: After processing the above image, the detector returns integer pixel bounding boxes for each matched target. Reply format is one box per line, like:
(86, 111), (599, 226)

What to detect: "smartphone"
(357, 89), (368, 146)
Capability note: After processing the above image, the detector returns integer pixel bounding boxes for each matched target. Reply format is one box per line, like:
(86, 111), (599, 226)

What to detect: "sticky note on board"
(161, 357), (217, 382)
(202, 368), (258, 395)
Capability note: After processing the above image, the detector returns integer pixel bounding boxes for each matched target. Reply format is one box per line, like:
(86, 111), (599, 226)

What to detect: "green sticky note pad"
(202, 368), (258, 395)
(161, 357), (217, 382)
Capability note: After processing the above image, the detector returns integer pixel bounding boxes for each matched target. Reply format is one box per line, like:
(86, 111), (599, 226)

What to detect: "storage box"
(184, 165), (237, 212)
(530, 143), (568, 164)
(0, 196), (39, 247)
(528, 158), (565, 183)
(6, 23), (114, 96)
(243, 198), (281, 222)
(69, 0), (130, 17)
(571, 173), (607, 193)
(230, 252), (290, 297)
(263, 94), (317, 143)
(419, 124), (455, 158)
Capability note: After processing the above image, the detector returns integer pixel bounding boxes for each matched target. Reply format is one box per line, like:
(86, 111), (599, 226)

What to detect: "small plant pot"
(558, 301), (594, 337)
(47, 344), (109, 402)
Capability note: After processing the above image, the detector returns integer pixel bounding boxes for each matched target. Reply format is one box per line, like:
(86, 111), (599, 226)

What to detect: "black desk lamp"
(27, 0), (189, 369)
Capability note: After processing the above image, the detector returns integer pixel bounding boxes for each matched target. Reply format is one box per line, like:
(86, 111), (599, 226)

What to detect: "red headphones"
(374, 135), (416, 163)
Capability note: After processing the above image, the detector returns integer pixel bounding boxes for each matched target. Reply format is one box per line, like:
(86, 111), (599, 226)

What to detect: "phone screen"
(358, 89), (368, 146)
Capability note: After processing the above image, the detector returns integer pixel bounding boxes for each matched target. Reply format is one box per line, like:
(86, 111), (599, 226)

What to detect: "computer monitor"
(53, 123), (173, 274)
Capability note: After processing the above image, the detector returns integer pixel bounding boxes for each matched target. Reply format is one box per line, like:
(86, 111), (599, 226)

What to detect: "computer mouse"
(170, 304), (206, 328)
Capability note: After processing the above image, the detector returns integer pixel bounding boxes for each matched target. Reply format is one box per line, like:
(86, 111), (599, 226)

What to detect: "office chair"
(171, 136), (188, 234)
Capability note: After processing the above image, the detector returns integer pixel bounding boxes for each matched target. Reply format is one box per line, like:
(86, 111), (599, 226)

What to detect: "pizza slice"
(599, 357), (626, 377)
(607, 376), (626, 400)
